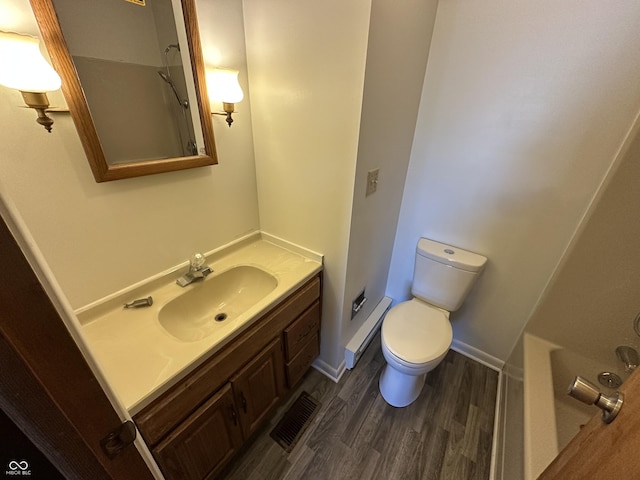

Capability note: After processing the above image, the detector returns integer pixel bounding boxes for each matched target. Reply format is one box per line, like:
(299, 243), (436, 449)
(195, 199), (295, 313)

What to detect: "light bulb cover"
(206, 68), (243, 104)
(0, 31), (61, 92)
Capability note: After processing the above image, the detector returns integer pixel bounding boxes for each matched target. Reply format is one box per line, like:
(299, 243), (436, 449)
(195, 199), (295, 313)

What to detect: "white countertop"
(79, 236), (322, 414)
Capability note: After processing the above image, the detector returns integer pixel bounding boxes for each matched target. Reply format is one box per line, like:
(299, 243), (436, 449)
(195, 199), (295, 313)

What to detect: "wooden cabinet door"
(154, 383), (243, 480)
(231, 336), (285, 439)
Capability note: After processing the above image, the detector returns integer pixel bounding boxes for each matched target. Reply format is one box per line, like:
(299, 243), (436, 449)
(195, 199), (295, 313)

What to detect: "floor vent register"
(270, 391), (321, 453)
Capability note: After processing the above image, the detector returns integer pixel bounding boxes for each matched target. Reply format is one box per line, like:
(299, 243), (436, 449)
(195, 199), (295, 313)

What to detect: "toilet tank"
(411, 238), (487, 311)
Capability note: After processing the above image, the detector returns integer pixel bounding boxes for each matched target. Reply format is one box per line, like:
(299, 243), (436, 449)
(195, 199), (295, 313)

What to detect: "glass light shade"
(206, 69), (243, 104)
(0, 31), (61, 92)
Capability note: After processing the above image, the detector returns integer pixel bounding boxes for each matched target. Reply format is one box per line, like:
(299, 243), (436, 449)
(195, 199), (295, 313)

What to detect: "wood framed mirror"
(29, 0), (217, 183)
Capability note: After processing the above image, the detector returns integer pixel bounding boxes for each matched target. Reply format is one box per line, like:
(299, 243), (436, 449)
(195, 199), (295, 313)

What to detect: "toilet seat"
(382, 299), (453, 365)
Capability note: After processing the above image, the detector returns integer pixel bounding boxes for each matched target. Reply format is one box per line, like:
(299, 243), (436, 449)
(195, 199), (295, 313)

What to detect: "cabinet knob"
(240, 393), (247, 413)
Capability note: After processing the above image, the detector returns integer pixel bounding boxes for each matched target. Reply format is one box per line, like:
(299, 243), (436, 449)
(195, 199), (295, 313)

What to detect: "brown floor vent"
(270, 391), (321, 453)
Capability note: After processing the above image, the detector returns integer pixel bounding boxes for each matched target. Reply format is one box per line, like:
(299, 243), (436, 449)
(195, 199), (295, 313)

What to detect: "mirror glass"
(30, 0), (217, 182)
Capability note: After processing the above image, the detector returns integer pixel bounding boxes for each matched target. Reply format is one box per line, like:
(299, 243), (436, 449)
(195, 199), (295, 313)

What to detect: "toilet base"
(379, 363), (427, 407)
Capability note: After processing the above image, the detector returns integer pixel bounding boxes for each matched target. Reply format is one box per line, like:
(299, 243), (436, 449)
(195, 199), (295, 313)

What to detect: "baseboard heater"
(345, 296), (392, 369)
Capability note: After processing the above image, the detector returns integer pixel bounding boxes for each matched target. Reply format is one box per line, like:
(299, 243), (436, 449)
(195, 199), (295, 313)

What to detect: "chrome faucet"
(616, 345), (639, 373)
(176, 253), (213, 287)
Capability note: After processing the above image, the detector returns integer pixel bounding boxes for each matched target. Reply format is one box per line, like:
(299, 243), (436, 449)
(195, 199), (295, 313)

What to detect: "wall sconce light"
(0, 31), (62, 133)
(206, 68), (243, 127)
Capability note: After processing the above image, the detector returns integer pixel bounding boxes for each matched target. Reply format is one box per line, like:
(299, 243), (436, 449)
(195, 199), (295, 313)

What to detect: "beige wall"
(341, 0), (439, 367)
(1, 0), (398, 375)
(243, 0), (372, 371)
(387, 0), (640, 362)
(244, 0), (440, 372)
(4, 0), (640, 376)
(0, 0), (259, 309)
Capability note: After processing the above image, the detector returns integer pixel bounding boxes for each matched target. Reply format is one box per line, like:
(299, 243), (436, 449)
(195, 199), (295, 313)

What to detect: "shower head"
(164, 43), (180, 54)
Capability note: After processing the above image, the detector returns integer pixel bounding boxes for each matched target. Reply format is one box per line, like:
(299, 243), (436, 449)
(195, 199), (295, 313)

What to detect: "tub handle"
(568, 376), (624, 424)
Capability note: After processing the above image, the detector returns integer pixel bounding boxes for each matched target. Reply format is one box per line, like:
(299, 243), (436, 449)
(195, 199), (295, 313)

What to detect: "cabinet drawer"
(285, 333), (319, 387)
(284, 301), (320, 362)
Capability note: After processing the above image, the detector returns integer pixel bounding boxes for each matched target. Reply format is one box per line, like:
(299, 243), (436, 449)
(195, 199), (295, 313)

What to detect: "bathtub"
(522, 333), (628, 479)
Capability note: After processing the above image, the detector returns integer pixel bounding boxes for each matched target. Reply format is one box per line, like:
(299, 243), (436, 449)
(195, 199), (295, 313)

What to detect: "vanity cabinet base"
(134, 273), (322, 480)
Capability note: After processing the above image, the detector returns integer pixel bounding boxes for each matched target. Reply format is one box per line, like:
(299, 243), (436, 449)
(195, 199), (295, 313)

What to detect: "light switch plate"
(366, 168), (379, 196)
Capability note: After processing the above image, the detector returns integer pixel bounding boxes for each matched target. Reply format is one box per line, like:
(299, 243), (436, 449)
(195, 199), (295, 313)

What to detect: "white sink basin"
(159, 265), (277, 342)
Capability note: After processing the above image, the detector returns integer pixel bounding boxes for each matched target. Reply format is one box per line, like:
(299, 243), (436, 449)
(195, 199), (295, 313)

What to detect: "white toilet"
(379, 238), (487, 407)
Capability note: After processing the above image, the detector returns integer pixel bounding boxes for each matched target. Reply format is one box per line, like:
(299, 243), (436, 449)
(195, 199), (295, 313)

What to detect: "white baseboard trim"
(451, 339), (504, 371)
(312, 357), (346, 384)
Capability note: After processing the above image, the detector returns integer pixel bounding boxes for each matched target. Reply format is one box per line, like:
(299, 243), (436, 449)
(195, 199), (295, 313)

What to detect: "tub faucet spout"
(616, 345), (639, 372)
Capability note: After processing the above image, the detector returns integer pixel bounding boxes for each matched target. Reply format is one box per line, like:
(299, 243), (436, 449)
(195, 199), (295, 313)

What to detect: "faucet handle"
(190, 253), (206, 269)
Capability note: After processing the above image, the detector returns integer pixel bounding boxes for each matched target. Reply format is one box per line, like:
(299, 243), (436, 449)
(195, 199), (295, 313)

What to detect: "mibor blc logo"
(5, 460), (31, 476)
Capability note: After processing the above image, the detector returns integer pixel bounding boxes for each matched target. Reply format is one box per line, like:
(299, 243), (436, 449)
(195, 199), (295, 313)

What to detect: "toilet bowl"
(379, 238), (487, 407)
(379, 299), (452, 407)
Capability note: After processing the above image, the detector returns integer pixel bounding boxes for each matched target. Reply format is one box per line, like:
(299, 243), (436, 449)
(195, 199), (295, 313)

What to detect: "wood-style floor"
(219, 333), (499, 480)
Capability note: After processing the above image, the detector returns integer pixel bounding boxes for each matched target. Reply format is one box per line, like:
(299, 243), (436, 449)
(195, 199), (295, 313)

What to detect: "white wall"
(243, 0), (372, 370)
(341, 0), (438, 364)
(387, 0), (640, 361)
(527, 120), (640, 363)
(496, 103), (640, 480)
(0, 0), (259, 309)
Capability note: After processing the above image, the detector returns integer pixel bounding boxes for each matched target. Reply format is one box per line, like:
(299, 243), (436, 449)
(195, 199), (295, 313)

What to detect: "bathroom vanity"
(77, 235), (323, 479)
(135, 273), (321, 479)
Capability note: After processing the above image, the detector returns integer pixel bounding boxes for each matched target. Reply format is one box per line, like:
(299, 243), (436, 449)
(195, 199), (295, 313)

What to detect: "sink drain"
(215, 313), (228, 322)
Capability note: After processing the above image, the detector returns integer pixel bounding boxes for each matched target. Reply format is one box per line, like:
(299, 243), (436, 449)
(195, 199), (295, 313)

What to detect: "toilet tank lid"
(417, 238), (487, 273)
